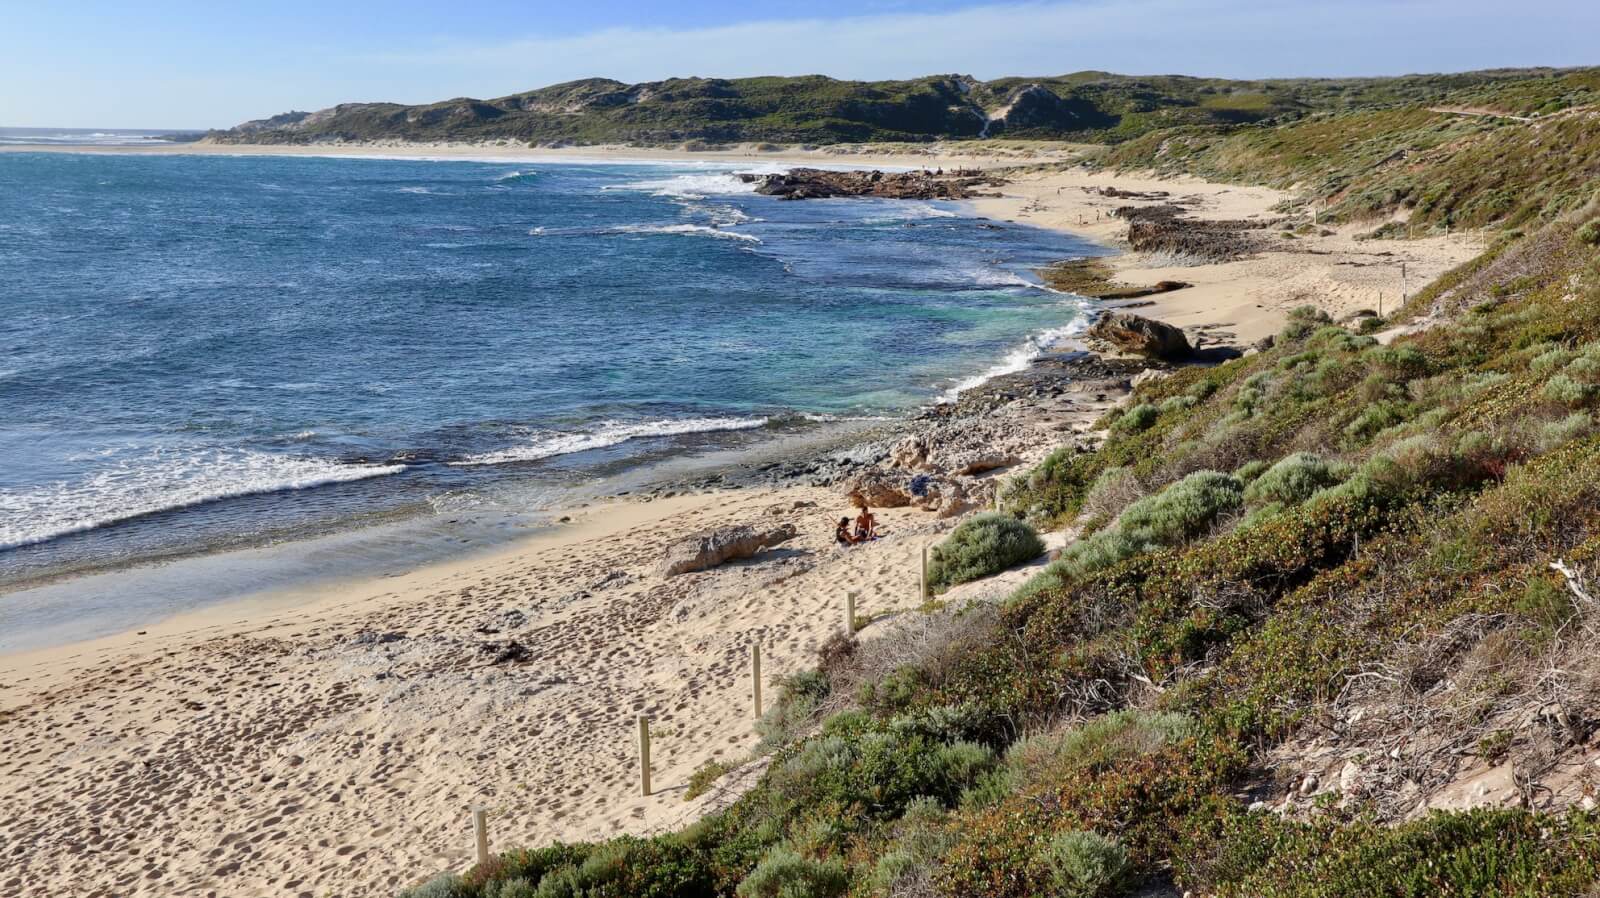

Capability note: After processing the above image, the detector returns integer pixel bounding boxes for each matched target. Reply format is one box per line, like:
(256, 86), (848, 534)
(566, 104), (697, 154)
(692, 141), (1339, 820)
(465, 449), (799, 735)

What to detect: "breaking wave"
(450, 417), (770, 466)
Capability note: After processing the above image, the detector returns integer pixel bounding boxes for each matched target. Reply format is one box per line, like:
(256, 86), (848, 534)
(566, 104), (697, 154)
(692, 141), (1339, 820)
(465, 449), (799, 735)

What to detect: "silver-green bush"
(1039, 830), (1131, 898)
(1243, 452), (1347, 506)
(737, 846), (847, 898)
(926, 513), (1045, 593)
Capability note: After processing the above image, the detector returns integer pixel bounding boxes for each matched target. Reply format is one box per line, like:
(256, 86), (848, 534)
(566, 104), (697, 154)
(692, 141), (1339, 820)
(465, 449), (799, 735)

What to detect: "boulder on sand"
(1087, 311), (1192, 361)
(659, 523), (798, 576)
(841, 469), (995, 518)
(843, 470), (915, 508)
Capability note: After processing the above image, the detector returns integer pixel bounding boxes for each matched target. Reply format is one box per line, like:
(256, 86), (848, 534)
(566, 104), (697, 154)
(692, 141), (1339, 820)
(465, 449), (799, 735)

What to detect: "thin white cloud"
(358, 0), (1598, 100)
(8, 0), (1596, 127)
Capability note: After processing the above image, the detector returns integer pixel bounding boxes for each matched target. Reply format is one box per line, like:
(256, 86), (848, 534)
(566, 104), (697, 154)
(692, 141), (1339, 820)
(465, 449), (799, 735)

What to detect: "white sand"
(0, 141), (1484, 898)
(965, 168), (1484, 346)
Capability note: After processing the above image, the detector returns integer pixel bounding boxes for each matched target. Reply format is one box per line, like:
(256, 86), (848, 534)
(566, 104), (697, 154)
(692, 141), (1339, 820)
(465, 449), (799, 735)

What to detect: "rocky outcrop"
(1116, 204), (1278, 263)
(658, 523), (798, 576)
(888, 435), (1018, 477)
(841, 469), (995, 518)
(1087, 312), (1193, 361)
(741, 168), (1006, 201)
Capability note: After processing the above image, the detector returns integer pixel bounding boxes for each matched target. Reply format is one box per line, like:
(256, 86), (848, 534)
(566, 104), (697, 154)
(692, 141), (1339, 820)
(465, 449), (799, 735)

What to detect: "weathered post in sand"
(844, 591), (857, 635)
(751, 643), (764, 719)
(920, 546), (930, 603)
(472, 806), (489, 866)
(637, 716), (653, 796)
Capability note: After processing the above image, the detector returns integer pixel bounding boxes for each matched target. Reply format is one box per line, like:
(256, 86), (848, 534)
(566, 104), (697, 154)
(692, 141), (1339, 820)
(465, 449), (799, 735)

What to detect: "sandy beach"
(0, 141), (1484, 897)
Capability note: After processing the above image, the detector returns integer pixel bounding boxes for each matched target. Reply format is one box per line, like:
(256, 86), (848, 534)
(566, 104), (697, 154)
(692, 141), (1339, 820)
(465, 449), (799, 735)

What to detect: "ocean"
(0, 150), (1099, 646)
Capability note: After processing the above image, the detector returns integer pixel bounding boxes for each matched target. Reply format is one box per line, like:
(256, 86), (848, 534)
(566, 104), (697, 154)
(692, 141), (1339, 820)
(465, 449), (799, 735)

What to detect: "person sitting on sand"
(854, 506), (880, 542)
(835, 517), (857, 546)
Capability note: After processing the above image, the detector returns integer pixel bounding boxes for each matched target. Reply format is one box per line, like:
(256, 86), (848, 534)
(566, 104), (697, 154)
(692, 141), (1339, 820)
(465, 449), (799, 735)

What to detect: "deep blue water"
(0, 152), (1098, 588)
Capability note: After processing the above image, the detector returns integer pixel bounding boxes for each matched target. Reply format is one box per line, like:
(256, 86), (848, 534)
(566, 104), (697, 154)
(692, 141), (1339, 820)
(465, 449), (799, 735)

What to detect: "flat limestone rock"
(658, 523), (798, 576)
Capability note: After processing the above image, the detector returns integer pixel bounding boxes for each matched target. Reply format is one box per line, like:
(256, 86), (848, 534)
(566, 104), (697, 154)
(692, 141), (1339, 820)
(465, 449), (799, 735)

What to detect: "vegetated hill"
(210, 68), (1584, 147)
(1103, 68), (1600, 232)
(390, 71), (1600, 898)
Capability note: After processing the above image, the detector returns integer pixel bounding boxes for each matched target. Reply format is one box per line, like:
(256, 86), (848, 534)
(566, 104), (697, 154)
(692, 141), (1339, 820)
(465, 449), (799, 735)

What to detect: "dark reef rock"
(1116, 204), (1279, 263)
(741, 168), (1006, 201)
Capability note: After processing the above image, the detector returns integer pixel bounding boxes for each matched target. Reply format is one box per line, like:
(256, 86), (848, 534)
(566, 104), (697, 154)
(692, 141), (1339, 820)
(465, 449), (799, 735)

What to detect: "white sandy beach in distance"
(0, 142), (1483, 897)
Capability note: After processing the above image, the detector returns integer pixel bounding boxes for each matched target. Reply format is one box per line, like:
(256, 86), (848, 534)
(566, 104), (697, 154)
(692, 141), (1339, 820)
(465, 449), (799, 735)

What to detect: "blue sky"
(4, 0), (1597, 129)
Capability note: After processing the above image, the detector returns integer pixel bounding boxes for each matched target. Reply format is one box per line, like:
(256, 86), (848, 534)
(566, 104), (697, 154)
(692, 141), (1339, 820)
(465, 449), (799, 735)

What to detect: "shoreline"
(0, 143), (1486, 898)
(0, 137), (1079, 170)
(0, 146), (1094, 651)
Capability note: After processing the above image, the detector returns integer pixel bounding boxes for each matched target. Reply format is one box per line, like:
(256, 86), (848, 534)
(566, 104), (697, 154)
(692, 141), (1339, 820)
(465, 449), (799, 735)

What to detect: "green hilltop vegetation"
(394, 72), (1600, 898)
(1102, 68), (1600, 233)
(214, 68), (1589, 147)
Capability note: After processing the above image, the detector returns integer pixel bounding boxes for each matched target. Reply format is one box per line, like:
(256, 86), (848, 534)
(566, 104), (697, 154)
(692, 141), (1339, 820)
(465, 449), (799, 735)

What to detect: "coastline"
(0, 143), (1485, 898)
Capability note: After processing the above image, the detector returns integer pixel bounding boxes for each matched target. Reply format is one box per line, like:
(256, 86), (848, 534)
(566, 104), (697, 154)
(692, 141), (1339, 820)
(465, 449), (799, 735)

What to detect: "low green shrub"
(1114, 403), (1160, 434)
(1038, 831), (1131, 898)
(736, 846), (847, 898)
(866, 797), (955, 895)
(1232, 459), (1270, 484)
(1041, 471), (1243, 586)
(1243, 453), (1347, 507)
(1538, 412), (1595, 452)
(927, 513), (1045, 593)
(1531, 345), (1574, 374)
(1118, 470), (1245, 546)
(757, 671), (831, 750)
(1281, 306), (1332, 341)
(1545, 374), (1596, 408)
(685, 759), (738, 801)
(1160, 394), (1199, 414)
(1196, 808), (1600, 898)
(1080, 466), (1145, 525)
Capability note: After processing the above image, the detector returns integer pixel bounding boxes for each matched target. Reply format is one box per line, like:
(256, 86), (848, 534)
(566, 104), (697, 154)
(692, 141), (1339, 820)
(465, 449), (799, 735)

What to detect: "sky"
(3, 0), (1597, 129)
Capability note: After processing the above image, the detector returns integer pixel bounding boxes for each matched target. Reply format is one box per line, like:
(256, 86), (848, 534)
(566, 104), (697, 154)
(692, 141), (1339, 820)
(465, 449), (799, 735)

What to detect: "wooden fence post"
(920, 546), (930, 602)
(637, 716), (652, 796)
(751, 643), (763, 719)
(845, 591), (857, 635)
(472, 806), (489, 866)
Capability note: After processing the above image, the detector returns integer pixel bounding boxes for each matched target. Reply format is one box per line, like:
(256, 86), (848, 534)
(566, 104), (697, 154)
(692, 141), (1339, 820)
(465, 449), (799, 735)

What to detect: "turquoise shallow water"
(0, 151), (1100, 595)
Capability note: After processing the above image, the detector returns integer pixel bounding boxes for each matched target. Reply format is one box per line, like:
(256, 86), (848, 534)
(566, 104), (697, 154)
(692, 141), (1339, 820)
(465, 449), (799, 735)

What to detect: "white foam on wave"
(612, 223), (761, 243)
(860, 202), (961, 224)
(938, 317), (1090, 403)
(603, 170), (772, 199)
(686, 202), (759, 226)
(494, 169), (538, 181)
(451, 416), (769, 467)
(0, 448), (405, 551)
(528, 223), (761, 243)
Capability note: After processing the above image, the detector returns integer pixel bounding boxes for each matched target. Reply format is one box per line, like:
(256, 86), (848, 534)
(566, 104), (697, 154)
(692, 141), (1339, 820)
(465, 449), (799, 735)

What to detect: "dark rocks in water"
(1087, 311), (1193, 361)
(659, 523), (798, 576)
(740, 168), (1006, 201)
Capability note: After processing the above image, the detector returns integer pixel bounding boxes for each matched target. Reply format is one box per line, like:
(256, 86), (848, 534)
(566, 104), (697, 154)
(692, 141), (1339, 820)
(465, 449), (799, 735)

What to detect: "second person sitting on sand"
(835, 517), (857, 546)
(854, 506), (880, 542)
